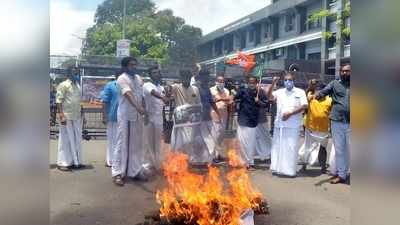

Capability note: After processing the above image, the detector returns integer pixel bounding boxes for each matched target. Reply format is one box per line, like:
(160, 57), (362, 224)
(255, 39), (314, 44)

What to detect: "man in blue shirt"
(197, 69), (221, 164)
(101, 76), (119, 167)
(235, 76), (269, 168)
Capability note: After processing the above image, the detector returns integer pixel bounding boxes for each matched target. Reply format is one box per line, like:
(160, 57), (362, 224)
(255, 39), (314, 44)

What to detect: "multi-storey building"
(197, 0), (350, 76)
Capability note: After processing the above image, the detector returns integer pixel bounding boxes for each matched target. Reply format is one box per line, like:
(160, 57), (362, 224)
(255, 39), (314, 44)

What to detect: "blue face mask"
(284, 80), (294, 90)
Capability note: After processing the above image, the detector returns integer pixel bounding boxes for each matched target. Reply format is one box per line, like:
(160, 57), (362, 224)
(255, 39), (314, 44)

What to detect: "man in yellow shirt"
(56, 66), (84, 171)
(299, 79), (332, 174)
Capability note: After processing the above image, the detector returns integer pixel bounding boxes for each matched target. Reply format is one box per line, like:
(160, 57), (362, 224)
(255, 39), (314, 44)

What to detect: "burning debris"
(141, 150), (269, 225)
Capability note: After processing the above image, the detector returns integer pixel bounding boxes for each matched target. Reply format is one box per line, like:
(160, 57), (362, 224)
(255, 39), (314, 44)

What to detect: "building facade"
(197, 0), (350, 75)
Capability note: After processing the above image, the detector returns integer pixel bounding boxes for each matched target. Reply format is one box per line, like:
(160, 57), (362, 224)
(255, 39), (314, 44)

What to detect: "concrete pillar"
(320, 0), (329, 75)
(335, 0), (344, 79)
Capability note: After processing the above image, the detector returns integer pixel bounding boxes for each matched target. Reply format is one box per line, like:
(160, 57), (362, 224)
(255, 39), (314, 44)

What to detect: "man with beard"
(112, 57), (147, 186)
(235, 76), (269, 168)
(56, 66), (84, 171)
(315, 64), (351, 184)
(267, 73), (308, 177)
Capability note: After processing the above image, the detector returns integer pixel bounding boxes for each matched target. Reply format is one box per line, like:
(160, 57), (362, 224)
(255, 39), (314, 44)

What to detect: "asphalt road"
(50, 140), (350, 225)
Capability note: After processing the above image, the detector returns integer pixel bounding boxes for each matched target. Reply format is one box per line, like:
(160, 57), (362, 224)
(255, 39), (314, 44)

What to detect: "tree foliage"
(83, 0), (202, 65)
(307, 0), (351, 39)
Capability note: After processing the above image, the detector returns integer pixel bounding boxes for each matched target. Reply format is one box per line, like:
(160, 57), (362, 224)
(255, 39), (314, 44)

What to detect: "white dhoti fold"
(271, 127), (301, 176)
(171, 124), (210, 164)
(106, 121), (118, 167)
(255, 122), (272, 160)
(298, 129), (329, 166)
(112, 119), (144, 178)
(237, 125), (257, 166)
(143, 121), (163, 170)
(212, 119), (227, 158)
(200, 120), (216, 158)
(57, 119), (82, 167)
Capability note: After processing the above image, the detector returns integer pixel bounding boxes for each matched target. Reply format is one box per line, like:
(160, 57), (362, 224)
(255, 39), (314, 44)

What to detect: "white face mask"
(216, 82), (224, 90)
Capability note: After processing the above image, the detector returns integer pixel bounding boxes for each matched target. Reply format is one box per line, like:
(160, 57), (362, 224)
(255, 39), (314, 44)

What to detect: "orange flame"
(156, 150), (264, 225)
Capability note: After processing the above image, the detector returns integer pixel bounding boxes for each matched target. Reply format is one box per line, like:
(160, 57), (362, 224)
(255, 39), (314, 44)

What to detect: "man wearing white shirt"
(143, 66), (168, 171)
(267, 73), (308, 177)
(112, 57), (147, 186)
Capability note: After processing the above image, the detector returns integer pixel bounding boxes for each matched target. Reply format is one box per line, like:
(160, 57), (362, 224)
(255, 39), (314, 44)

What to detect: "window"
(285, 13), (295, 32)
(264, 23), (270, 39)
(308, 52), (321, 60)
(307, 15), (321, 30)
(249, 29), (255, 42)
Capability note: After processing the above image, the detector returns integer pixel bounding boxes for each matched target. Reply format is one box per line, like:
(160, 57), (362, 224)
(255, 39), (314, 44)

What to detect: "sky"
(50, 0), (271, 55)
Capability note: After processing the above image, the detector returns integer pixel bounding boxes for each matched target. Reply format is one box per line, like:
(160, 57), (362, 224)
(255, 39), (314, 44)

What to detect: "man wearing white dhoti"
(210, 75), (233, 162)
(101, 77), (119, 167)
(298, 79), (332, 174)
(197, 69), (221, 164)
(56, 66), (84, 172)
(235, 76), (269, 168)
(170, 70), (206, 164)
(267, 73), (308, 177)
(255, 86), (272, 162)
(143, 66), (168, 171)
(112, 57), (147, 186)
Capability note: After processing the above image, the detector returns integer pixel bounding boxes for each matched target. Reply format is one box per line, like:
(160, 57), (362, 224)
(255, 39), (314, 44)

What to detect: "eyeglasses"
(284, 79), (293, 81)
(341, 70), (351, 72)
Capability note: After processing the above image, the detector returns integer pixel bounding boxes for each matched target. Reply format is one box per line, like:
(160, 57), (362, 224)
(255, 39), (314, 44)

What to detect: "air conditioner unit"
(276, 48), (284, 57)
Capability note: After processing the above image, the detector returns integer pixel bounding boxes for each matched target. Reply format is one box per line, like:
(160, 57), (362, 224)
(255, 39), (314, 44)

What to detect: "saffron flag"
(226, 51), (256, 74)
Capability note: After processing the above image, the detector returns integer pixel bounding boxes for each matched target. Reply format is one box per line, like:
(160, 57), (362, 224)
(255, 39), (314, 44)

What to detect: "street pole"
(335, 0), (343, 79)
(123, 0), (126, 39)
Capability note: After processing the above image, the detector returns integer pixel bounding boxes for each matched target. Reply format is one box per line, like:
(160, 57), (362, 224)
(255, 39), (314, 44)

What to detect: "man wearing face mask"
(142, 66), (168, 172)
(235, 76), (269, 168)
(210, 75), (233, 162)
(315, 64), (350, 184)
(267, 72), (308, 177)
(112, 57), (147, 186)
(56, 66), (84, 171)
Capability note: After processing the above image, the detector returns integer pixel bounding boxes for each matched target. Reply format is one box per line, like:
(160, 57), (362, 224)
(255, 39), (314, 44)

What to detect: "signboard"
(81, 76), (115, 106)
(173, 104), (202, 128)
(116, 39), (131, 57)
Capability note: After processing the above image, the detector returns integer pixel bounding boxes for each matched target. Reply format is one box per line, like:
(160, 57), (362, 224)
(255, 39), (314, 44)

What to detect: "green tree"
(94, 0), (155, 24)
(308, 0), (351, 76)
(83, 0), (202, 65)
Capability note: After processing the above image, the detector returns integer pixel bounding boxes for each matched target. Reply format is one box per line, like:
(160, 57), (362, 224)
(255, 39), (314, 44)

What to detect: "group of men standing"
(55, 55), (350, 186)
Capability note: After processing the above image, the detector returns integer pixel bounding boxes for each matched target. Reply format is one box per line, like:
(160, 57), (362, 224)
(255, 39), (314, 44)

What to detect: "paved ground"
(50, 140), (350, 225)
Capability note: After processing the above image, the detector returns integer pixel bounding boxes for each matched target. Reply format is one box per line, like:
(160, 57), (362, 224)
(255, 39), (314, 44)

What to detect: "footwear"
(57, 166), (71, 172)
(300, 165), (307, 173)
(113, 175), (124, 186)
(73, 164), (86, 169)
(321, 167), (327, 174)
(132, 172), (149, 182)
(330, 177), (345, 184)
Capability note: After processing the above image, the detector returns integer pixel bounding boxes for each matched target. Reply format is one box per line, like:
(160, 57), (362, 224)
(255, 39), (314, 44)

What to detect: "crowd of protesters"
(54, 56), (350, 186)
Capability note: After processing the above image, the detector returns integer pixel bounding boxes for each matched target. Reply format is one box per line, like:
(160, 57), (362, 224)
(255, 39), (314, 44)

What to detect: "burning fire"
(156, 150), (268, 225)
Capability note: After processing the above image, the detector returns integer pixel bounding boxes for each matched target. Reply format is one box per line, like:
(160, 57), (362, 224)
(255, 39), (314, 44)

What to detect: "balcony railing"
(344, 44), (351, 57)
(328, 44), (351, 59)
(328, 47), (336, 59)
(329, 1), (339, 14)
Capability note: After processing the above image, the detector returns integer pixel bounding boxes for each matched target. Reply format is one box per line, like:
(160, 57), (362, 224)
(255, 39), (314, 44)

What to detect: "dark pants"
(318, 146), (327, 169)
